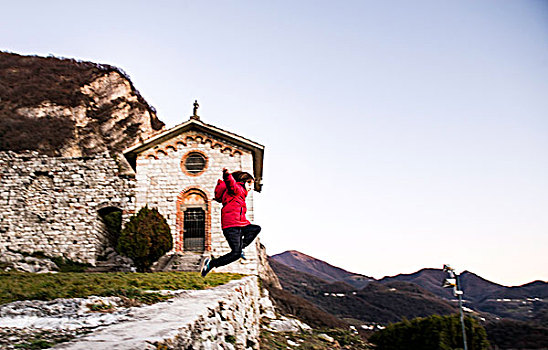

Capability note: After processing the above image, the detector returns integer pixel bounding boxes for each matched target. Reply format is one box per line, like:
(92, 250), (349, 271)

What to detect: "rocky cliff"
(0, 52), (165, 158)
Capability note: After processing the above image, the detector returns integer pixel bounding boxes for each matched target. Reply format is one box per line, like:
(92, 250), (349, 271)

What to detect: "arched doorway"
(176, 189), (210, 253)
(97, 206), (122, 249)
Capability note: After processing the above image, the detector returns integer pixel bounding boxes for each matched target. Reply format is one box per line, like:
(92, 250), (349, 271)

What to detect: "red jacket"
(214, 173), (251, 229)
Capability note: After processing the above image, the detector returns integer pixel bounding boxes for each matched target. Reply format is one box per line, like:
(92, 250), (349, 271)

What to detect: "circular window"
(182, 152), (207, 175)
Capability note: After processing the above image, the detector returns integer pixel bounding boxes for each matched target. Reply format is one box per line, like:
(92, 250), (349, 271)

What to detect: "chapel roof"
(123, 116), (264, 191)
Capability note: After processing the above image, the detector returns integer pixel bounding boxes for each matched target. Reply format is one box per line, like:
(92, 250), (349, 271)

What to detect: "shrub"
(117, 206), (172, 272)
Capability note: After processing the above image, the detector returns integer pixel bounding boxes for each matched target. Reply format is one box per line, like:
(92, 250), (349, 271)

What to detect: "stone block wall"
(54, 276), (261, 350)
(134, 130), (260, 275)
(0, 151), (134, 264)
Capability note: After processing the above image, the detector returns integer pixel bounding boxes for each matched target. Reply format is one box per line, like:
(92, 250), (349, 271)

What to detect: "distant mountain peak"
(271, 250), (373, 290)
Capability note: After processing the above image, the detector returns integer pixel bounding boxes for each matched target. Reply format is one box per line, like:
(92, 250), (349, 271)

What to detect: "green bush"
(369, 314), (490, 350)
(117, 206), (172, 272)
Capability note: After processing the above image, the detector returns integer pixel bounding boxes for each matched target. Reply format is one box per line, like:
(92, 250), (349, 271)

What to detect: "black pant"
(210, 224), (261, 268)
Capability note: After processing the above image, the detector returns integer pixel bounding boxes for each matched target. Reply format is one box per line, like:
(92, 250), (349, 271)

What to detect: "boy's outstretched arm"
(223, 168), (237, 194)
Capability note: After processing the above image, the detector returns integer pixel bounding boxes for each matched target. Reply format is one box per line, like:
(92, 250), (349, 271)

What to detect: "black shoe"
(201, 257), (212, 277)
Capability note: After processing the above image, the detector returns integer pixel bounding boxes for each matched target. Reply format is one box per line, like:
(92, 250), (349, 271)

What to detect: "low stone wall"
(53, 276), (261, 350)
(0, 151), (134, 264)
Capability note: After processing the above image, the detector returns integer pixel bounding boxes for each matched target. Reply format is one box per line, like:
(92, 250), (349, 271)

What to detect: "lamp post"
(442, 264), (468, 350)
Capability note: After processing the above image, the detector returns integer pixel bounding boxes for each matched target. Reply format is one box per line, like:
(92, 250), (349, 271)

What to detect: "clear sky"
(2, 0), (547, 286)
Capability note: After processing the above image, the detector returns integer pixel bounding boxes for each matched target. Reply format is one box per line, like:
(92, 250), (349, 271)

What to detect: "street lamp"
(442, 264), (468, 350)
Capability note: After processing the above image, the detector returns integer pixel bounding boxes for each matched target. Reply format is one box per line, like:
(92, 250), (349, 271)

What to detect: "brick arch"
(185, 135), (196, 144)
(96, 201), (123, 212)
(175, 187), (212, 253)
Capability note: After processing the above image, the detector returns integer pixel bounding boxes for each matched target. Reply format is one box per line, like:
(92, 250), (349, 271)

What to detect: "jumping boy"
(201, 168), (261, 277)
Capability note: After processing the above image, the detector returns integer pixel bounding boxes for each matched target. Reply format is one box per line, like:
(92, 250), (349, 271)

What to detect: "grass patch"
(13, 337), (53, 349)
(0, 271), (243, 305)
(87, 301), (116, 312)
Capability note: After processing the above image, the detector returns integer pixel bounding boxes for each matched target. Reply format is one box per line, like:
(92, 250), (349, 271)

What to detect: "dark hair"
(232, 171), (254, 183)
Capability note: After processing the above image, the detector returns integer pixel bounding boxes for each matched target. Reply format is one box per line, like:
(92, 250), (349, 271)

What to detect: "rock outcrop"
(0, 52), (165, 159)
(257, 243), (282, 289)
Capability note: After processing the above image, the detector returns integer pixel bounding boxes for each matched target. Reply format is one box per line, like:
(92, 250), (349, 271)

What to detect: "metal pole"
(457, 275), (468, 350)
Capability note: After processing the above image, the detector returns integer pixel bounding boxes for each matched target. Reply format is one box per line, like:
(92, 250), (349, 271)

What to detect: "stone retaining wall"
(53, 276), (261, 350)
(0, 151), (134, 264)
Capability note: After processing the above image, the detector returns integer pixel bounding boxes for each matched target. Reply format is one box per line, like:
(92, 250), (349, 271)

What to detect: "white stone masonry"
(0, 151), (134, 264)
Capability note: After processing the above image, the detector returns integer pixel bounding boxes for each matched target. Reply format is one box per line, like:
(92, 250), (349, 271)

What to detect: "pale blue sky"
(2, 1), (547, 286)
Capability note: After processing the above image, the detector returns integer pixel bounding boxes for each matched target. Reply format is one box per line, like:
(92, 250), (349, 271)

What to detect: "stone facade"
(0, 151), (134, 264)
(126, 117), (264, 275)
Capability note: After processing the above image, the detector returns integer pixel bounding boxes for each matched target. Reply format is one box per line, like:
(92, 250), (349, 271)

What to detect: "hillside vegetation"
(484, 319), (548, 349)
(369, 314), (490, 350)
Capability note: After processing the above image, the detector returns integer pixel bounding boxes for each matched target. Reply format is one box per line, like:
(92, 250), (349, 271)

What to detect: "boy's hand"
(222, 168), (231, 183)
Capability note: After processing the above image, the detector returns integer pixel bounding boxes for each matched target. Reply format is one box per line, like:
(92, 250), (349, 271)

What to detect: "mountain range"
(268, 257), (457, 325)
(270, 250), (548, 324)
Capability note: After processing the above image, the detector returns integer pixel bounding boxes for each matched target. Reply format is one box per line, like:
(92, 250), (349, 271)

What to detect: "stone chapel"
(0, 53), (271, 276)
(122, 102), (264, 274)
